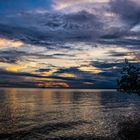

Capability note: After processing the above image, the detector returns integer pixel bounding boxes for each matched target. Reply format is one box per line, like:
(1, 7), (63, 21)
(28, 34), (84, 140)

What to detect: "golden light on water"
(0, 0), (140, 138)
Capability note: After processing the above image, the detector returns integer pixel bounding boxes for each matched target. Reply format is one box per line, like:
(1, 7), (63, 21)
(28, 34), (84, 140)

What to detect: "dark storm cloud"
(0, 68), (92, 83)
(0, 0), (140, 45)
(54, 67), (81, 74)
(0, 69), (40, 78)
(0, 56), (17, 64)
(108, 51), (130, 57)
(0, 10), (103, 45)
(0, 24), (52, 45)
(0, 0), (139, 89)
(99, 71), (119, 77)
(0, 66), (98, 85)
(89, 61), (122, 88)
(36, 68), (51, 72)
(91, 61), (122, 69)
(53, 53), (75, 57)
(0, 68), (96, 88)
(110, 0), (140, 27)
(0, 62), (124, 88)
(0, 49), (64, 65)
(53, 66), (117, 86)
(54, 67), (93, 80)
(0, 69), (35, 87)
(0, 50), (26, 64)
(99, 38), (140, 45)
(91, 61), (140, 75)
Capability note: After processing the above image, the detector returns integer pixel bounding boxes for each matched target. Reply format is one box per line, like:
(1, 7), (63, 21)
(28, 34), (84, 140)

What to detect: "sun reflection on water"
(0, 88), (140, 138)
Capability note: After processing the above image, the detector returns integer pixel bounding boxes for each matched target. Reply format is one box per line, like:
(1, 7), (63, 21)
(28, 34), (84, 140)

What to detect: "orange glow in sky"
(0, 38), (23, 48)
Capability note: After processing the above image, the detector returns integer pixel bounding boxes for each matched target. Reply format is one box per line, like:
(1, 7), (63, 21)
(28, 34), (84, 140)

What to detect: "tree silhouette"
(117, 59), (140, 95)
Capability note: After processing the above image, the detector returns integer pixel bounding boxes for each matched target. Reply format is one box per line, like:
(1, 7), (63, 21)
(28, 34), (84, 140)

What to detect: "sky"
(0, 0), (140, 88)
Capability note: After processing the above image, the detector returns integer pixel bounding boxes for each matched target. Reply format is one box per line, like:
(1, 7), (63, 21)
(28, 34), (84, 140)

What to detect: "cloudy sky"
(0, 0), (140, 88)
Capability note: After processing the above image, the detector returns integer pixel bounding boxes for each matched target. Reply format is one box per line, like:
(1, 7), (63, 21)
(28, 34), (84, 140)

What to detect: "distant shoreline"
(0, 87), (117, 91)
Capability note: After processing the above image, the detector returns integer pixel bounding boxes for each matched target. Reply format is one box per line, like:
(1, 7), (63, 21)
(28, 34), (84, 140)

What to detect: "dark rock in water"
(117, 120), (140, 140)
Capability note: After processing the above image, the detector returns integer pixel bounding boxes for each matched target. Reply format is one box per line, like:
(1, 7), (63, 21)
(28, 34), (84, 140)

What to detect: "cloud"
(1, 0), (140, 44)
(0, 10), (103, 44)
(53, 0), (109, 11)
(36, 68), (51, 72)
(0, 50), (26, 64)
(0, 0), (140, 44)
(110, 0), (140, 27)
(0, 0), (140, 89)
(0, 68), (95, 88)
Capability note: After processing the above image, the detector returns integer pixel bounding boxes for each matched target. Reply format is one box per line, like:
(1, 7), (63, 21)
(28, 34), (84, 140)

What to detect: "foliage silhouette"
(117, 59), (140, 95)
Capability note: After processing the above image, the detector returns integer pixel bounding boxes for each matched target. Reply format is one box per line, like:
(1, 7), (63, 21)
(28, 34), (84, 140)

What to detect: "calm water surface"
(0, 88), (140, 139)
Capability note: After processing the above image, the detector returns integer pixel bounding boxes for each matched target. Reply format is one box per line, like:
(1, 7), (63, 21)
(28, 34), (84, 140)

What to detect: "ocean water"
(0, 88), (140, 140)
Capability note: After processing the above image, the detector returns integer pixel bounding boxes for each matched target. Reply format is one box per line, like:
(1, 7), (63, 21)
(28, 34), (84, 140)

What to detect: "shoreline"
(0, 87), (117, 91)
